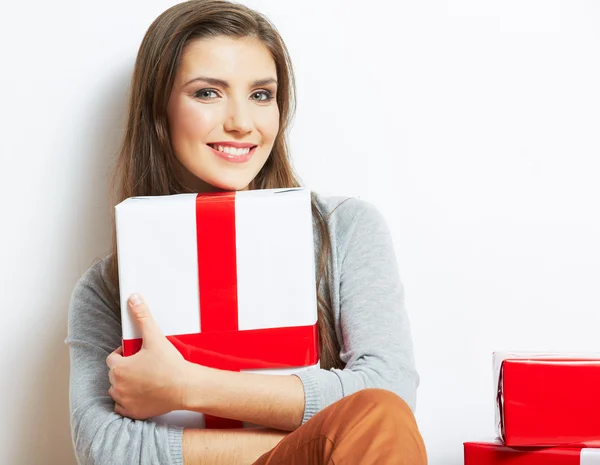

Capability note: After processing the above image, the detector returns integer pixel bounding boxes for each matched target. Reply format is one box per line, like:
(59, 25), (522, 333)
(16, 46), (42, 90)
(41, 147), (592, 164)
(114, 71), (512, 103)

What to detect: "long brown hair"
(104, 0), (344, 370)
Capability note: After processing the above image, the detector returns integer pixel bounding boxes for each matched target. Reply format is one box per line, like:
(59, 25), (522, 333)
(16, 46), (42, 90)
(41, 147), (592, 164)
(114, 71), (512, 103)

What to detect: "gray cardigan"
(65, 193), (419, 464)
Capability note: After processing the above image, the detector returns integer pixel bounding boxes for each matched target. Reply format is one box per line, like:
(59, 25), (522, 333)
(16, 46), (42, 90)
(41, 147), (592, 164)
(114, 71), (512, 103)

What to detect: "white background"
(1, 1), (598, 463)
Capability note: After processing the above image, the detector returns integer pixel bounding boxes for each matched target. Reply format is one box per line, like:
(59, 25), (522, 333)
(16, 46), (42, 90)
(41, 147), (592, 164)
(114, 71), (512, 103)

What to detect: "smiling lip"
(209, 141), (257, 149)
(207, 143), (257, 163)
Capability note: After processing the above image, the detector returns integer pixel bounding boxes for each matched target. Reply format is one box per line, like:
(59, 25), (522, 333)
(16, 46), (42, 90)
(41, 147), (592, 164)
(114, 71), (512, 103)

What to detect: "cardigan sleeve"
(295, 198), (419, 424)
(65, 259), (184, 465)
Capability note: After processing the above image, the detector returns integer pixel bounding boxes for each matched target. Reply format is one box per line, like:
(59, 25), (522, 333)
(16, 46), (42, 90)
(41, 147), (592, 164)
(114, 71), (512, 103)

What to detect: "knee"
(346, 388), (413, 418)
(332, 389), (427, 464)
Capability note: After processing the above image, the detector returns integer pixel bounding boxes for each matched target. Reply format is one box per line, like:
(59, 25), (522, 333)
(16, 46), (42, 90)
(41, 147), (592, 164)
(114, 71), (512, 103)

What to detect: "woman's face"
(167, 36), (280, 192)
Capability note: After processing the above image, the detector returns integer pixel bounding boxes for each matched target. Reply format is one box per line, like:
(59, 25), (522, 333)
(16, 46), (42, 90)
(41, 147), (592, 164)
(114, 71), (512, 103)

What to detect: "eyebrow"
(183, 76), (278, 88)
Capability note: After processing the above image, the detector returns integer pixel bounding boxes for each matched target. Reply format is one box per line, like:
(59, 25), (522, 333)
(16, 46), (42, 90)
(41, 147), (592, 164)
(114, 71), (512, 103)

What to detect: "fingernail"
(129, 294), (142, 306)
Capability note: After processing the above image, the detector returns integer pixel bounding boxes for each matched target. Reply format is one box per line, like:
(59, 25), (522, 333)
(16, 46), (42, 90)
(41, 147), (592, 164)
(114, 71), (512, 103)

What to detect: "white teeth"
(213, 145), (251, 156)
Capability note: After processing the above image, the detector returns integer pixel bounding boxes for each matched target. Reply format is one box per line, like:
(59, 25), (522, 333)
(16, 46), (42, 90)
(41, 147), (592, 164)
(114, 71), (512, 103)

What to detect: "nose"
(223, 98), (253, 134)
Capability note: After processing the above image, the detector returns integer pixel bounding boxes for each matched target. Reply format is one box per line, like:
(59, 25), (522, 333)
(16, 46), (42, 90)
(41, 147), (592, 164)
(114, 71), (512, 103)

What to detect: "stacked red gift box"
(464, 352), (600, 464)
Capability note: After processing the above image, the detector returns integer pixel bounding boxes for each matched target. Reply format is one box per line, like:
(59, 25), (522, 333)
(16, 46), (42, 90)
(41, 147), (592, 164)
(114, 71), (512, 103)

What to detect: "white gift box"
(115, 188), (320, 428)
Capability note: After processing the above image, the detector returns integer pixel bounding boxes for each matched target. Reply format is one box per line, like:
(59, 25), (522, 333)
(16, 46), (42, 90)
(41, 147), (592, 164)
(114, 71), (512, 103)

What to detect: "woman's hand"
(106, 293), (193, 420)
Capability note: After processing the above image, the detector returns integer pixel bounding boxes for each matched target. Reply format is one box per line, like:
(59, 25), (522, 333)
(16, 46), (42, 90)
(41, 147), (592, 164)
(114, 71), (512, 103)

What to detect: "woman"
(66, 1), (427, 463)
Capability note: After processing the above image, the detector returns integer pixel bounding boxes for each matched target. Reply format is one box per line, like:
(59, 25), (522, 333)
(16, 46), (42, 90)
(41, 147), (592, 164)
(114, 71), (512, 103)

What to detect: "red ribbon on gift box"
(123, 192), (319, 428)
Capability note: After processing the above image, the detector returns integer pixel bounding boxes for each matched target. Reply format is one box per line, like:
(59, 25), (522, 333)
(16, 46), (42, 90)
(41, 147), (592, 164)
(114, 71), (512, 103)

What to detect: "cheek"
(169, 99), (219, 146)
(256, 106), (280, 141)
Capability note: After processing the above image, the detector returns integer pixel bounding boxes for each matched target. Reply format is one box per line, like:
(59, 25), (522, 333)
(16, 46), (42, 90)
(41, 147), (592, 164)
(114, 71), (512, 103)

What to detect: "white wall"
(1, 1), (598, 463)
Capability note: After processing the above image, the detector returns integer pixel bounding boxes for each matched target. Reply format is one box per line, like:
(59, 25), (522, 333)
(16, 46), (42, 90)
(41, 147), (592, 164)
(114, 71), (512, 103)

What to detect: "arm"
(182, 427), (286, 465)
(68, 260), (288, 464)
(182, 198), (419, 428)
(295, 198), (419, 422)
(183, 365), (305, 431)
(67, 264), (183, 465)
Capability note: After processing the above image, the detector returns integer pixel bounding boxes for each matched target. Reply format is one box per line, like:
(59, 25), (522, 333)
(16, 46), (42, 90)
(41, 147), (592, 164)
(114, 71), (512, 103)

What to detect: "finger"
(114, 402), (128, 417)
(108, 368), (116, 386)
(106, 348), (124, 369)
(108, 385), (121, 404)
(128, 293), (163, 345)
(114, 403), (141, 420)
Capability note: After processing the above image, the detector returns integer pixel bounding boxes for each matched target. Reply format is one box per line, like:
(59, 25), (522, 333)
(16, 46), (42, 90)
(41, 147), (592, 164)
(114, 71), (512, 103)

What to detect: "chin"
(206, 176), (252, 192)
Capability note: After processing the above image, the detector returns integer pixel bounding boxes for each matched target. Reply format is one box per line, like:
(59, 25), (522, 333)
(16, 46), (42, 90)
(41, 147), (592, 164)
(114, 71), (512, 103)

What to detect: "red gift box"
(464, 441), (600, 465)
(494, 352), (600, 446)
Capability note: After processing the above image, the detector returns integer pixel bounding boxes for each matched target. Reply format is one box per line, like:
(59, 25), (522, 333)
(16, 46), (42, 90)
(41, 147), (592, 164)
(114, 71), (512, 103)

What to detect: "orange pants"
(252, 388), (427, 465)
